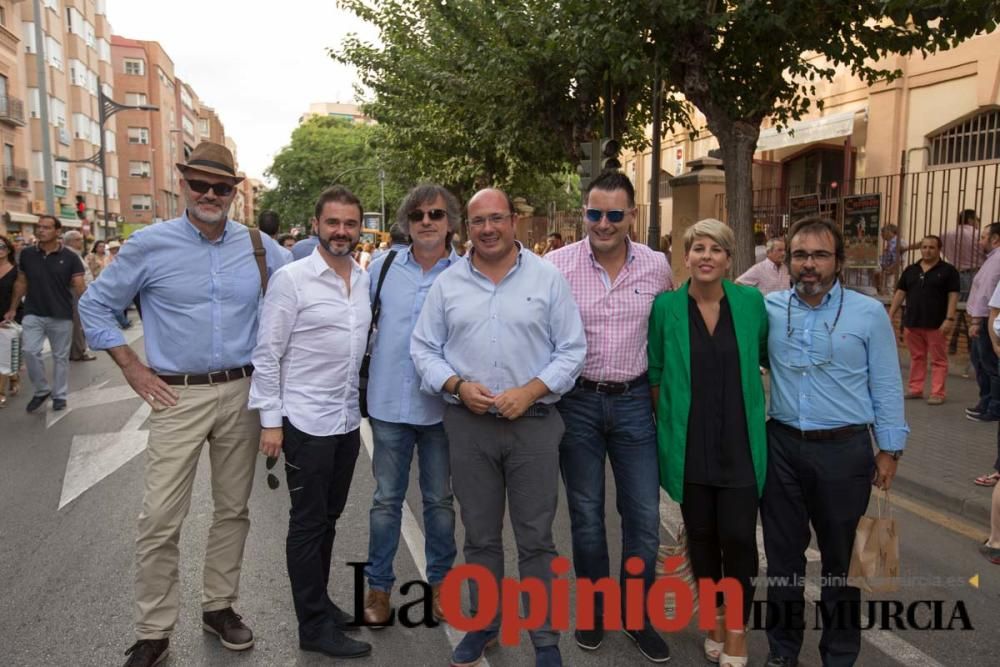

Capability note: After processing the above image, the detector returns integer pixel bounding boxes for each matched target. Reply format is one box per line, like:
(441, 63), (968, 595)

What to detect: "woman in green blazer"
(648, 219), (768, 667)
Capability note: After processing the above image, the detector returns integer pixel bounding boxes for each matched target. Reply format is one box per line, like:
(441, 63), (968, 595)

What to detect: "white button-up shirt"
(249, 248), (371, 436)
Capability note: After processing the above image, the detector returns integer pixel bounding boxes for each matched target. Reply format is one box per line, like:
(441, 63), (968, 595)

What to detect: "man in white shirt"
(249, 186), (373, 660)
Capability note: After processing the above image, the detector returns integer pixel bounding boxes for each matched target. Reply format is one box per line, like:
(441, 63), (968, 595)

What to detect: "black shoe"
(574, 626), (603, 650)
(300, 626), (372, 659)
(26, 392), (50, 413)
(966, 411), (1000, 422)
(765, 654), (798, 667)
(123, 639), (169, 667)
(202, 607), (254, 651)
(52, 398), (66, 411)
(966, 405), (986, 417)
(624, 627), (671, 663)
(451, 630), (499, 666)
(329, 601), (359, 631)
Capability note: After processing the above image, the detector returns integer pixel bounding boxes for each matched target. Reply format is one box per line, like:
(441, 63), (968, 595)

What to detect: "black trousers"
(680, 482), (759, 626)
(282, 419), (361, 637)
(761, 422), (874, 667)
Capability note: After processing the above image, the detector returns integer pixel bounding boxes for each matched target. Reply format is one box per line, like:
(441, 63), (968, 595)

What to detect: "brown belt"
(771, 420), (869, 441)
(158, 364), (254, 386)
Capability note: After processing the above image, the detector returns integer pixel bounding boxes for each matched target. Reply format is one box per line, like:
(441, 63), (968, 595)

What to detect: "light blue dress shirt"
(291, 236), (319, 261)
(367, 247), (459, 425)
(411, 245), (587, 404)
(79, 213), (288, 374)
(766, 281), (909, 450)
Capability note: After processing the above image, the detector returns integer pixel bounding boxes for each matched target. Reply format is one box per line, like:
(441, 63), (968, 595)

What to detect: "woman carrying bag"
(648, 219), (768, 667)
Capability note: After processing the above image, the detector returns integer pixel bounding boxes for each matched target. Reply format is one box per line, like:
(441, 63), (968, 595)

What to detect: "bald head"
(467, 187), (518, 264)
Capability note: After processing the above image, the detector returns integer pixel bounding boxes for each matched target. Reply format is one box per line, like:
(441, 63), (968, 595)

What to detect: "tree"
(260, 116), (408, 230)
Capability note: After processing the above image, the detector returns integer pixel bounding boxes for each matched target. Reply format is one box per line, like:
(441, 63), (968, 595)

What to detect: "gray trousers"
(442, 404), (564, 647)
(21, 314), (73, 400)
(70, 295), (88, 359)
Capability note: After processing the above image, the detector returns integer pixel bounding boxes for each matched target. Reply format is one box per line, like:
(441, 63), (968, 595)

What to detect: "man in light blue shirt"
(762, 216), (908, 667)
(79, 142), (287, 667)
(291, 233), (320, 260)
(411, 188), (585, 667)
(257, 210), (294, 264)
(360, 185), (461, 627)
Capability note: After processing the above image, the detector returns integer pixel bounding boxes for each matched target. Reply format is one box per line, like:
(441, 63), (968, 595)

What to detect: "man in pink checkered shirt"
(736, 237), (790, 295)
(546, 171), (673, 663)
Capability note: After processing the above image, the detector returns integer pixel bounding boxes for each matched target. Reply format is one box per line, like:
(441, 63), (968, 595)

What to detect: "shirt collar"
(585, 237), (635, 265)
(400, 245), (460, 267)
(307, 245), (362, 277)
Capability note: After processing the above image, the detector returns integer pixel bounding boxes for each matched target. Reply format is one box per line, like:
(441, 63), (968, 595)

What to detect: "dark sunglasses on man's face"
(584, 208), (627, 224)
(407, 208), (448, 222)
(186, 179), (235, 197)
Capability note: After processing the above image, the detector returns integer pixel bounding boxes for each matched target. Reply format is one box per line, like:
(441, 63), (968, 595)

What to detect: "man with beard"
(250, 186), (372, 659)
(79, 142), (288, 667)
(761, 216), (908, 667)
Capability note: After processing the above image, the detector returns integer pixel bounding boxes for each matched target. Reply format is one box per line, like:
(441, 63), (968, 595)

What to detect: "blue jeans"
(365, 419), (456, 591)
(556, 377), (661, 622)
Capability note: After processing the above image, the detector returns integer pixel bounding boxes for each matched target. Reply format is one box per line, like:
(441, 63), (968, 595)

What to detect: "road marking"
(46, 381), (139, 428)
(659, 491), (944, 667)
(360, 420), (488, 665)
(889, 490), (989, 544)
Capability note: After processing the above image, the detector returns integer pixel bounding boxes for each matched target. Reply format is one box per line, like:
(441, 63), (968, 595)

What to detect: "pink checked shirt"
(546, 239), (673, 383)
(736, 257), (790, 295)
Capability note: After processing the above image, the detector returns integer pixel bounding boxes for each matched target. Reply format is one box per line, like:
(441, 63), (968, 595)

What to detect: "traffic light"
(577, 141), (598, 191)
(75, 195), (86, 220)
(599, 137), (621, 172)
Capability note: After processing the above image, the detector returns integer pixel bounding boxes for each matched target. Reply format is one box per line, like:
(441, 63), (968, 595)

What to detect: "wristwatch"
(881, 449), (903, 461)
(451, 378), (466, 403)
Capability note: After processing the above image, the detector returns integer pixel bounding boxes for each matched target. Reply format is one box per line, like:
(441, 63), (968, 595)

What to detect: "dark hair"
(959, 209), (978, 225)
(548, 232), (562, 240)
(277, 233), (294, 246)
(786, 216), (845, 268)
(987, 222), (1000, 240)
(396, 184), (461, 235)
(314, 185), (363, 222)
(754, 231), (766, 245)
(583, 171), (635, 208)
(388, 222), (409, 245)
(37, 214), (61, 229)
(922, 234), (943, 248)
(258, 210), (280, 236)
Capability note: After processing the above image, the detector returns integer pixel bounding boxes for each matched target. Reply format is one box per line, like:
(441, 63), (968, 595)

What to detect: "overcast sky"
(106, 0), (377, 182)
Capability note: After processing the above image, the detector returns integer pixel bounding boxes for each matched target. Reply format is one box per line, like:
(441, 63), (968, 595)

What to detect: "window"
(86, 70), (98, 96)
(125, 92), (147, 106)
(97, 38), (111, 63)
(131, 194), (152, 211)
(73, 113), (90, 139)
(4, 144), (14, 170)
(180, 87), (193, 110)
(49, 96), (66, 128)
(128, 127), (149, 144)
(45, 36), (62, 70)
(66, 7), (84, 35)
(77, 166), (93, 193)
(124, 58), (144, 76)
(107, 176), (118, 201)
(182, 116), (194, 137)
(0, 7), (6, 27)
(84, 21), (96, 48)
(129, 161), (151, 177)
(43, 0), (58, 10)
(90, 119), (101, 145)
(198, 118), (209, 137)
(105, 130), (116, 152)
(929, 109), (1000, 166)
(69, 59), (87, 87)
(22, 22), (35, 53)
(55, 160), (69, 187)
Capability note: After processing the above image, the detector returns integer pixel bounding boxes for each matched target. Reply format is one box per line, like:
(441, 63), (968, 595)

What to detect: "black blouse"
(0, 264), (17, 317)
(685, 295), (755, 488)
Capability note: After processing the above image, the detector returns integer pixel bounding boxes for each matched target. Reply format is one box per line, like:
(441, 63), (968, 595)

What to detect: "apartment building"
(299, 101), (371, 125)
(0, 2), (31, 232)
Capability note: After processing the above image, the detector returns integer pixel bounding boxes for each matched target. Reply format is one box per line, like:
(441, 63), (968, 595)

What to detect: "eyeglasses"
(185, 179), (235, 197)
(468, 213), (512, 227)
(790, 250), (835, 263)
(265, 455), (280, 490)
(584, 208), (627, 224)
(407, 208), (448, 222)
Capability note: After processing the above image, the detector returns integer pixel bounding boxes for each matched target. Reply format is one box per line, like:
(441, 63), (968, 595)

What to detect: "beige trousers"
(134, 376), (261, 639)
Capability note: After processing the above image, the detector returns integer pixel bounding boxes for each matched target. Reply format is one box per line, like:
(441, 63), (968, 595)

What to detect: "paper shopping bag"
(848, 490), (900, 593)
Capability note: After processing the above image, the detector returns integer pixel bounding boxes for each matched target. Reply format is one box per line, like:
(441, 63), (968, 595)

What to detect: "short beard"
(319, 236), (355, 257)
(794, 274), (836, 298)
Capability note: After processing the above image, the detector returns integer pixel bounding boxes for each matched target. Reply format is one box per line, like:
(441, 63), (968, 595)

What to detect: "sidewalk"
(894, 355), (996, 524)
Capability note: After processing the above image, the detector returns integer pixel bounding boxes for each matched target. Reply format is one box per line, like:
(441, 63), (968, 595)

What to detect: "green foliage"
(260, 116), (408, 230)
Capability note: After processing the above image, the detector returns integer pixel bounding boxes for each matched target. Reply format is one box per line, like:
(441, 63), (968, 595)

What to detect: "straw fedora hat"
(176, 141), (243, 182)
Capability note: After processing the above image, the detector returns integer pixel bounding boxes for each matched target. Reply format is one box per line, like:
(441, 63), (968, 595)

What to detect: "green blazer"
(647, 280), (769, 503)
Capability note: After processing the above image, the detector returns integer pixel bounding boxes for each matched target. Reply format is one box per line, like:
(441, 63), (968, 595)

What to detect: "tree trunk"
(715, 120), (761, 276)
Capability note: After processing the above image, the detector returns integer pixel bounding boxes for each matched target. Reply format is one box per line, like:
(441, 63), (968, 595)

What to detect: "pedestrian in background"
(258, 210), (294, 264)
(941, 208), (983, 299)
(86, 239), (108, 279)
(649, 219), (767, 667)
(965, 223), (1000, 426)
(62, 230), (98, 362)
(0, 233), (21, 405)
(736, 237), (790, 296)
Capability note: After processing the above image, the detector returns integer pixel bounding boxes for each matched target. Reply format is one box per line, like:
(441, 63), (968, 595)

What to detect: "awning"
(59, 217), (81, 229)
(7, 211), (38, 224)
(756, 110), (862, 152)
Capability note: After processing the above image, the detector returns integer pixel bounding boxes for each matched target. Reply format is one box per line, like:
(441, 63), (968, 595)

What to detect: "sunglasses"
(584, 208), (627, 224)
(407, 208), (448, 222)
(266, 455), (280, 490)
(186, 179), (235, 197)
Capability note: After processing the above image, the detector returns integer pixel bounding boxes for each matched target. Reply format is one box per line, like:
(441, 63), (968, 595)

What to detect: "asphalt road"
(0, 332), (996, 666)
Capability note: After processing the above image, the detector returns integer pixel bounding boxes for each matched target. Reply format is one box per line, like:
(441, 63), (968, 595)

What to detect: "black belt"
(458, 403), (550, 418)
(575, 374), (645, 395)
(158, 364), (254, 386)
(771, 420), (869, 442)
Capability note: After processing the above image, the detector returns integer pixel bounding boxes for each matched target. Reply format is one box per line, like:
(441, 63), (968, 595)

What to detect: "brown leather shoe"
(363, 589), (392, 627)
(202, 607), (254, 650)
(123, 639), (168, 667)
(432, 584), (445, 622)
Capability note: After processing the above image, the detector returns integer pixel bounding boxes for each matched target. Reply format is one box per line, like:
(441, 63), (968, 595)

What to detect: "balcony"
(0, 96), (25, 127)
(3, 166), (31, 193)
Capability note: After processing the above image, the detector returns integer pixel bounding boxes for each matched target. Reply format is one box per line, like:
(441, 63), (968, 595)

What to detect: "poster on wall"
(789, 193), (820, 222)
(843, 193), (882, 268)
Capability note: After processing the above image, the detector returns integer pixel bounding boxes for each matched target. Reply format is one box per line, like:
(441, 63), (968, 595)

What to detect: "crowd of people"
(1, 138), (998, 667)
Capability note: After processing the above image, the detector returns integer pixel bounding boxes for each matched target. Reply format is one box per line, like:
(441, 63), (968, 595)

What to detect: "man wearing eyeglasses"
(249, 185), (373, 660)
(360, 185), (460, 629)
(79, 142), (288, 667)
(412, 188), (586, 667)
(545, 171), (672, 663)
(761, 216), (907, 667)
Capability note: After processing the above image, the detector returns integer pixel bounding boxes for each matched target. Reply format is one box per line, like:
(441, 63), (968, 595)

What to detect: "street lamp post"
(56, 77), (158, 239)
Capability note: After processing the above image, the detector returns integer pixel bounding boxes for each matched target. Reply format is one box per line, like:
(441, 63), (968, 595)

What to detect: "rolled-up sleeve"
(78, 237), (146, 351)
(248, 267), (298, 428)
(536, 272), (586, 395)
(411, 280), (456, 396)
(866, 304), (909, 450)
